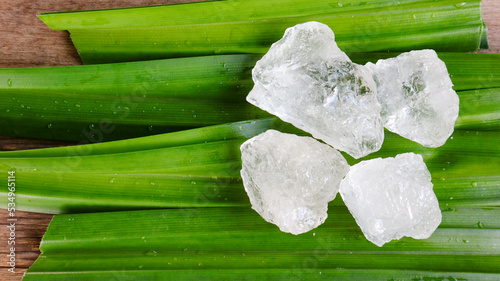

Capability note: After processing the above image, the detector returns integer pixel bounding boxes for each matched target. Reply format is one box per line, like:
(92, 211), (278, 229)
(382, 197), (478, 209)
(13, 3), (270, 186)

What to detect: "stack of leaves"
(38, 0), (488, 64)
(0, 53), (499, 141)
(0, 0), (497, 280)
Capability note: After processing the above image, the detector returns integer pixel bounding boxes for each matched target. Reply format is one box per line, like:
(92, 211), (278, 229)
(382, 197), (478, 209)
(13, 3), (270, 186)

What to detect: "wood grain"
(0, 0), (499, 280)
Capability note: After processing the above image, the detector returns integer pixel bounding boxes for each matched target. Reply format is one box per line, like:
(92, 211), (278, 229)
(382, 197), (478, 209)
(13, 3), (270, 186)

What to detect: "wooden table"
(0, 1), (499, 280)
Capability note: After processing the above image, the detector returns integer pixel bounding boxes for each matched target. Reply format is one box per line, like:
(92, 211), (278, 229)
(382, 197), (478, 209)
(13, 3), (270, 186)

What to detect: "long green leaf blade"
(37, 207), (500, 254)
(1, 53), (500, 142)
(23, 269), (500, 281)
(38, 0), (445, 30)
(67, 1), (484, 63)
(22, 206), (500, 280)
(1, 128), (498, 214)
(0, 119), (282, 158)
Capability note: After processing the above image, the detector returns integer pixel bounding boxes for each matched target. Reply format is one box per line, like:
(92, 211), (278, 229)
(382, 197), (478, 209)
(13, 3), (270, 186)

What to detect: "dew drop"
(109, 178), (116, 184)
(7, 79), (12, 87)
(47, 124), (53, 129)
(5, 109), (10, 113)
(471, 182), (478, 187)
(144, 250), (157, 256)
(478, 221), (485, 228)
(148, 125), (154, 131)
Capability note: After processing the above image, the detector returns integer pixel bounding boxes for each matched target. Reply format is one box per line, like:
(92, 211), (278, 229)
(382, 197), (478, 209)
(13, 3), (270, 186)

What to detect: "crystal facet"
(240, 129), (350, 235)
(247, 21), (384, 159)
(339, 153), (441, 247)
(366, 50), (459, 147)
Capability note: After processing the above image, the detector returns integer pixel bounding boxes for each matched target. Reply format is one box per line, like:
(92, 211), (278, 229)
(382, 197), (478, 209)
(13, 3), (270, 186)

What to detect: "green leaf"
(38, 0), (449, 30)
(1, 53), (499, 142)
(0, 55), (267, 141)
(23, 206), (500, 280)
(65, 0), (485, 64)
(1, 126), (498, 214)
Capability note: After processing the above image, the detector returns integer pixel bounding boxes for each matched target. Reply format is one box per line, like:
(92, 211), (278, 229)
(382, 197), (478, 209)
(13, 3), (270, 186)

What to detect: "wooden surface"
(0, 0), (499, 280)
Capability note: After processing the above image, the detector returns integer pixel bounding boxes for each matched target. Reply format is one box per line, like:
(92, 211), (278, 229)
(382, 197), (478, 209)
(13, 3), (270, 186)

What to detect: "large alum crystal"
(339, 153), (441, 247)
(240, 129), (350, 235)
(366, 50), (459, 147)
(247, 21), (384, 159)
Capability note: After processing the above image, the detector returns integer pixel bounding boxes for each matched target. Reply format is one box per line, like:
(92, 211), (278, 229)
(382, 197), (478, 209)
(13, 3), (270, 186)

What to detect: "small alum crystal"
(247, 21), (384, 159)
(366, 50), (459, 147)
(339, 153), (441, 246)
(240, 129), (350, 235)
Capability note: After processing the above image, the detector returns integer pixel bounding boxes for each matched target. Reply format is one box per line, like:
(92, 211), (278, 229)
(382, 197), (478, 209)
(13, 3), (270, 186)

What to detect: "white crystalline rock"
(366, 50), (459, 147)
(247, 21), (384, 159)
(240, 129), (350, 235)
(339, 153), (441, 247)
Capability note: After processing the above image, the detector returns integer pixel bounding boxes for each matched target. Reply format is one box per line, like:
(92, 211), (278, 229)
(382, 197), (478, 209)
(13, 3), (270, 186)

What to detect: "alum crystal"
(339, 153), (441, 246)
(240, 129), (349, 235)
(366, 50), (459, 147)
(247, 21), (384, 159)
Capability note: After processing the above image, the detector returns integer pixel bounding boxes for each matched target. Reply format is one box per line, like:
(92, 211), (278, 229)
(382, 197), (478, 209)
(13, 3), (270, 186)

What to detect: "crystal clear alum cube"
(339, 153), (441, 246)
(247, 21), (384, 159)
(240, 129), (350, 235)
(366, 50), (459, 147)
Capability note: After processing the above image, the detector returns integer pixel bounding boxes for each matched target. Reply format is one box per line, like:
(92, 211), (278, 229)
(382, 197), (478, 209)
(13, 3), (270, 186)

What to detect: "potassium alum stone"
(366, 50), (459, 147)
(240, 129), (350, 235)
(247, 21), (384, 159)
(339, 153), (441, 247)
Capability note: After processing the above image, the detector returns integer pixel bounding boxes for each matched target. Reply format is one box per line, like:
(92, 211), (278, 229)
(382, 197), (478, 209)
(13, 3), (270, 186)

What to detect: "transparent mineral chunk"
(366, 50), (459, 147)
(247, 21), (384, 159)
(240, 129), (350, 235)
(339, 153), (441, 247)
